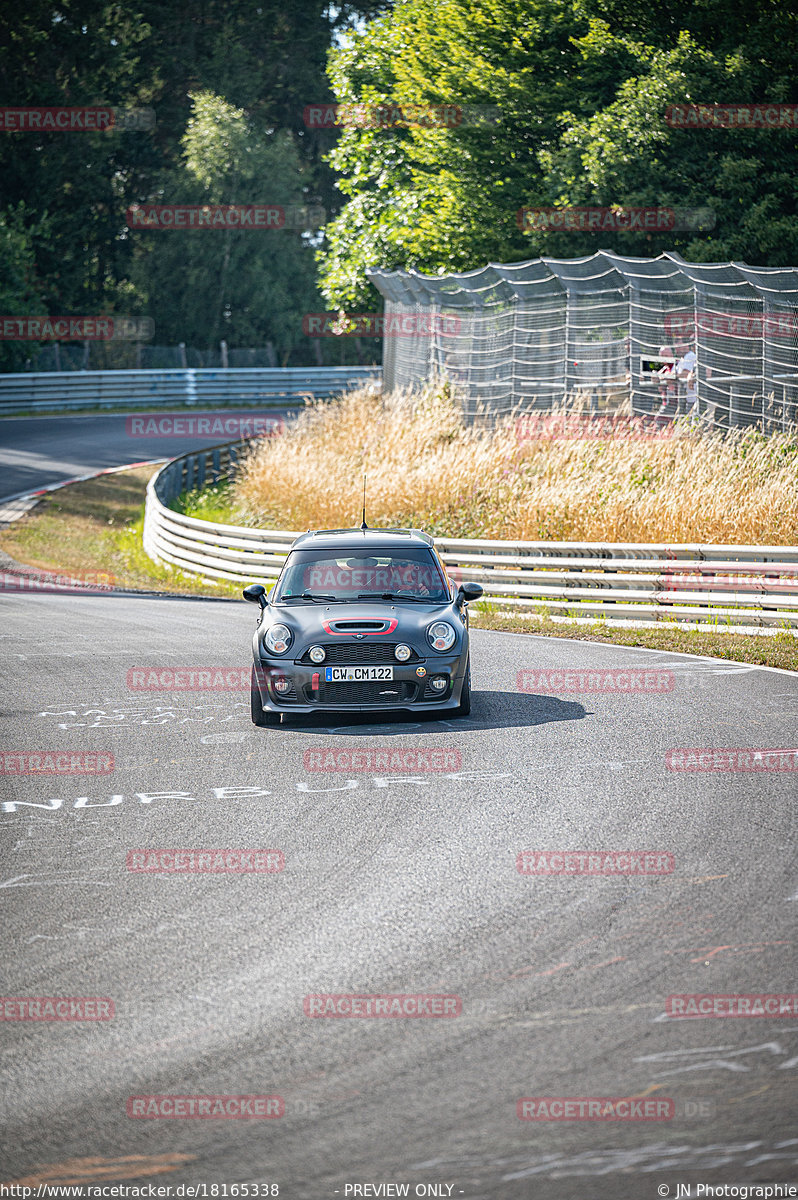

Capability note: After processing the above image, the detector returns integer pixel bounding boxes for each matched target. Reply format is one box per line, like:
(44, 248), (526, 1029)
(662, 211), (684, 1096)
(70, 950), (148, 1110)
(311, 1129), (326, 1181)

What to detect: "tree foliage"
(0, 0), (384, 364)
(318, 0), (798, 308)
(2, 0), (795, 351)
(129, 91), (321, 359)
(0, 205), (49, 370)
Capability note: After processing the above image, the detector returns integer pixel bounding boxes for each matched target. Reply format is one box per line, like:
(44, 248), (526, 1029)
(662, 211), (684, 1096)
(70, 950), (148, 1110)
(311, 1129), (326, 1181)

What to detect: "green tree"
(0, 206), (50, 371)
(321, 0), (590, 307)
(0, 1), (158, 320)
(0, 0), (387, 362)
(318, 0), (798, 307)
(129, 91), (324, 361)
(534, 21), (798, 263)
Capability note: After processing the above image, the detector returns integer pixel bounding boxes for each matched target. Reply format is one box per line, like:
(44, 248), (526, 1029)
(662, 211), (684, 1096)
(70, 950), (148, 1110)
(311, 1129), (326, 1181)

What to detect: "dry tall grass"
(233, 384), (798, 544)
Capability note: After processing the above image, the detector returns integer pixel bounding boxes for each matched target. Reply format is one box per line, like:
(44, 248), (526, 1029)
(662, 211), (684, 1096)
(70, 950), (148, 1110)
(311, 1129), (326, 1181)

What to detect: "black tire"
(251, 665), (280, 726)
(455, 655), (471, 716)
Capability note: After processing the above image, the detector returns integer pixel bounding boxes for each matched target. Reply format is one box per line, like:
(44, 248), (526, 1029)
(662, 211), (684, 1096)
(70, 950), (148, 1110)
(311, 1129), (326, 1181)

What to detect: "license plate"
(324, 666), (394, 682)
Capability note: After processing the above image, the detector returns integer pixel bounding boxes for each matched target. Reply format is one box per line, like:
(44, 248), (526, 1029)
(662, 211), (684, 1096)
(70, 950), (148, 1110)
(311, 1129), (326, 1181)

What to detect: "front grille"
(319, 680), (418, 705)
(300, 642), (420, 665)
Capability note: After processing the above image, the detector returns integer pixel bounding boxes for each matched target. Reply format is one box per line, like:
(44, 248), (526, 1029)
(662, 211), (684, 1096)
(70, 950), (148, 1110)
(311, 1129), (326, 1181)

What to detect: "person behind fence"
(655, 345), (676, 419)
(674, 341), (698, 416)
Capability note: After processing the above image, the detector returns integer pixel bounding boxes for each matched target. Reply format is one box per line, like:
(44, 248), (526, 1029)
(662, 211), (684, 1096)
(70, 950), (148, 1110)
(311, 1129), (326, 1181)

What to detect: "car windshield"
(274, 548), (449, 603)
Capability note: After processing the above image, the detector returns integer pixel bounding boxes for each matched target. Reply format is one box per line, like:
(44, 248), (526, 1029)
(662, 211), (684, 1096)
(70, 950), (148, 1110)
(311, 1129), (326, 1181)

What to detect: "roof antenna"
(360, 474), (368, 531)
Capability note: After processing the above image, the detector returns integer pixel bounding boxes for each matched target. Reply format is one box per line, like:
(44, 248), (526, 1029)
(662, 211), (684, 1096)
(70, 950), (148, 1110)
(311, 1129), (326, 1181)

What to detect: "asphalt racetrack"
(2, 589), (797, 1197)
(0, 411), (294, 503)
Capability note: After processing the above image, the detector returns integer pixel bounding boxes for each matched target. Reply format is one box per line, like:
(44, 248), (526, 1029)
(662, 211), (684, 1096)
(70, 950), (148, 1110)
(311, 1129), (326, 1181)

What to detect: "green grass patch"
(468, 607), (798, 672)
(0, 466), (242, 597)
(171, 480), (247, 526)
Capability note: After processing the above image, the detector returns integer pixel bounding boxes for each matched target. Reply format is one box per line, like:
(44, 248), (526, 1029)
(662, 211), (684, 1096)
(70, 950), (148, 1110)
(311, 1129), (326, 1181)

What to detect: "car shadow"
(276, 689), (587, 736)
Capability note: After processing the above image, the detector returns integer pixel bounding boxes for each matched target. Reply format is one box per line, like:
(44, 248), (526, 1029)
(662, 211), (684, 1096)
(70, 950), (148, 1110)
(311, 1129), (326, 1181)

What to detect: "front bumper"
(252, 652), (468, 714)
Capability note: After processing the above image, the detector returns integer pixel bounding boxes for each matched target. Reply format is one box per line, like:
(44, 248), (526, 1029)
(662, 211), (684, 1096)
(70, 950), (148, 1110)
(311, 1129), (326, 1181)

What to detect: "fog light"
(274, 676), (291, 694)
(394, 643), (412, 662)
(308, 645), (326, 663)
(431, 676), (448, 691)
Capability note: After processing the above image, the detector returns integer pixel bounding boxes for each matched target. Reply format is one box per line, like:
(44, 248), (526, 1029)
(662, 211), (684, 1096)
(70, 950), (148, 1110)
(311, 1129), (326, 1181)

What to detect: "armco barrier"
(143, 443), (798, 633)
(0, 366), (381, 414)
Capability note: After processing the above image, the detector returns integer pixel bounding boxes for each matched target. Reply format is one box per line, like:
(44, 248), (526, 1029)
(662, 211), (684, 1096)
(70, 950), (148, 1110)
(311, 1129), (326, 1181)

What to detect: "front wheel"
(454, 656), (471, 716)
(251, 665), (280, 726)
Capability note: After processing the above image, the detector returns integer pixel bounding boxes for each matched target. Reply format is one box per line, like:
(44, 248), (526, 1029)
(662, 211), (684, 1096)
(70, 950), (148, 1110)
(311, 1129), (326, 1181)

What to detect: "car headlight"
(264, 623), (293, 655)
(394, 643), (412, 662)
(426, 621), (456, 652)
(308, 645), (326, 664)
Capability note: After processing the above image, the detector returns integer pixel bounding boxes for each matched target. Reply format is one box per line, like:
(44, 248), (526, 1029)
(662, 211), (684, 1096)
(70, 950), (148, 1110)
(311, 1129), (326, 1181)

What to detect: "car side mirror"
(458, 581), (483, 603)
(243, 583), (267, 609)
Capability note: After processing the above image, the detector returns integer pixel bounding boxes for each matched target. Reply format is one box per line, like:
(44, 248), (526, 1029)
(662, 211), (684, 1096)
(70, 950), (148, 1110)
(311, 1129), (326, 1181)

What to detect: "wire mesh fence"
(369, 251), (798, 431)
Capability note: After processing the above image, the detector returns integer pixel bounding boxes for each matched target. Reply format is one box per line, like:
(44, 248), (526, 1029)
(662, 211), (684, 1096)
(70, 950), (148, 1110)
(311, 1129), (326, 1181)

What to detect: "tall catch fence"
(369, 251), (798, 430)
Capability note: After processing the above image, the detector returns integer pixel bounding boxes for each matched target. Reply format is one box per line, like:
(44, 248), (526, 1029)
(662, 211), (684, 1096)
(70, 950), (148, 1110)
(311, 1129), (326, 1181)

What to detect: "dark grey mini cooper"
(243, 527), (482, 725)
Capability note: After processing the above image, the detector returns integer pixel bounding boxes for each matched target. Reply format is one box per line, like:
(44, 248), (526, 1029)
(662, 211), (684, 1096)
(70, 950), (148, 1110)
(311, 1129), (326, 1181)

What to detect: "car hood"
(265, 599), (461, 647)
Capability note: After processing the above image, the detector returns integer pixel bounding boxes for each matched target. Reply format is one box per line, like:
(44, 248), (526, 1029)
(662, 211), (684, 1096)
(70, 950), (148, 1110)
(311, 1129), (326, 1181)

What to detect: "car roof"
(290, 527), (434, 551)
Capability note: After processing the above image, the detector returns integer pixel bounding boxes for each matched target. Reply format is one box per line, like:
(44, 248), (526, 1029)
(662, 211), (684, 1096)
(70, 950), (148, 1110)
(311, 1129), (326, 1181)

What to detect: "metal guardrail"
(0, 366), (381, 414)
(143, 442), (798, 632)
